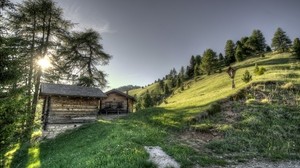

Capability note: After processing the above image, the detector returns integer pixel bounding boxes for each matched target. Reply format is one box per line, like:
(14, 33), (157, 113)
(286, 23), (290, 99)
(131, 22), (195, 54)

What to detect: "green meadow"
(3, 52), (300, 167)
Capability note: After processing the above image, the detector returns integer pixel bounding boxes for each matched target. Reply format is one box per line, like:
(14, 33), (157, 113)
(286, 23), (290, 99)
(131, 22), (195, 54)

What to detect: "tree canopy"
(271, 27), (291, 52)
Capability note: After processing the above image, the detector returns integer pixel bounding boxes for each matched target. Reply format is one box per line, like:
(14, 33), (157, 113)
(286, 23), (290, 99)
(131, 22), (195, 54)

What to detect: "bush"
(254, 64), (266, 75)
(207, 102), (221, 116)
(241, 70), (252, 83)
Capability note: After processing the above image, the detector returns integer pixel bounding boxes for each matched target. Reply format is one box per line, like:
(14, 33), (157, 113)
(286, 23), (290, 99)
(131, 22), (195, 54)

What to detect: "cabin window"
(105, 102), (112, 108)
(117, 102), (123, 108)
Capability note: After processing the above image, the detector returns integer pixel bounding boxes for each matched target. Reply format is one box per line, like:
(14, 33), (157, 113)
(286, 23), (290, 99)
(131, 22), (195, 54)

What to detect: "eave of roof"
(105, 89), (136, 101)
(40, 83), (107, 98)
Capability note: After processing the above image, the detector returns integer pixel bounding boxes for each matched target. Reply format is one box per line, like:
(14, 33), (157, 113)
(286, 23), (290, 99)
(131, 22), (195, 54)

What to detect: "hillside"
(4, 52), (300, 168)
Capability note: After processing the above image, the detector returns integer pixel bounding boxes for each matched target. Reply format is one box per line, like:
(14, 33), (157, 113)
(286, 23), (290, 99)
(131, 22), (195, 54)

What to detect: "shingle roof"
(105, 89), (136, 101)
(40, 83), (107, 98)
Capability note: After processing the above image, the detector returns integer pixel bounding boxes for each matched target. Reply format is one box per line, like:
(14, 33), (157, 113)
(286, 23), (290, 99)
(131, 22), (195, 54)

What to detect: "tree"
(200, 49), (218, 75)
(179, 66), (185, 81)
(159, 79), (164, 92)
(246, 29), (267, 55)
(224, 40), (236, 65)
(195, 55), (201, 65)
(187, 55), (196, 78)
(235, 43), (244, 62)
(62, 29), (111, 88)
(143, 91), (153, 108)
(9, 0), (74, 138)
(271, 27), (292, 52)
(176, 76), (182, 88)
(194, 63), (200, 78)
(164, 84), (170, 95)
(292, 38), (300, 59)
(266, 45), (272, 52)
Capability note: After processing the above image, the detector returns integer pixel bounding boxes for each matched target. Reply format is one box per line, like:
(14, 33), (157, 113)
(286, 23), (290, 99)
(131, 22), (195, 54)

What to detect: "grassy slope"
(4, 53), (300, 168)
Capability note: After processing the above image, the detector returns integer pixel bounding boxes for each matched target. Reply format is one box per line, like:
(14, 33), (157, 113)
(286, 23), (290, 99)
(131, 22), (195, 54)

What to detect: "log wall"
(47, 96), (100, 124)
(102, 93), (134, 112)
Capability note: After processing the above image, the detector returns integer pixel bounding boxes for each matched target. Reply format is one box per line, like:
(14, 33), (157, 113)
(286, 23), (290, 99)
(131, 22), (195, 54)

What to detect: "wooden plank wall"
(48, 96), (100, 124)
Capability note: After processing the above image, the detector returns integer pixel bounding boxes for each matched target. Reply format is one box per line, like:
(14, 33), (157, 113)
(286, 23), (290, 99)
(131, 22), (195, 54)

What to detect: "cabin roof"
(40, 83), (107, 98)
(105, 89), (136, 101)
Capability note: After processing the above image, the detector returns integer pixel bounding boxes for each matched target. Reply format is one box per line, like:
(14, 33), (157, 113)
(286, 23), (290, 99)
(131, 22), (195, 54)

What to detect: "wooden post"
(227, 66), (237, 89)
(43, 96), (51, 130)
(126, 91), (129, 113)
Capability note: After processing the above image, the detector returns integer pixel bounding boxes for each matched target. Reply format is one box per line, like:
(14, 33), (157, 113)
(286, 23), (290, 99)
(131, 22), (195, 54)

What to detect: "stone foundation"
(43, 123), (83, 139)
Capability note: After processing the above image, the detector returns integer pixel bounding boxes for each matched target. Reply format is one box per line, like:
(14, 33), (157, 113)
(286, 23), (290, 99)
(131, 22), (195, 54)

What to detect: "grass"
(3, 52), (300, 167)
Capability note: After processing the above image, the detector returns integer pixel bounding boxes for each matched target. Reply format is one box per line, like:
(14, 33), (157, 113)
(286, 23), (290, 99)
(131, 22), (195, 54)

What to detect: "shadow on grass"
(236, 55), (297, 70)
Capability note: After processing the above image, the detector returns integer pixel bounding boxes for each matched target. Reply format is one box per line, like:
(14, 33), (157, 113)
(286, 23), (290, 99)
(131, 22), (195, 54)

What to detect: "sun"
(37, 57), (51, 69)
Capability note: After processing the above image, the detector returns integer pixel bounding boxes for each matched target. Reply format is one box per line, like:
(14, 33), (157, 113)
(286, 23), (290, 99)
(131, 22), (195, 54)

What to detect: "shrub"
(207, 102), (221, 116)
(241, 70), (252, 83)
(254, 64), (266, 75)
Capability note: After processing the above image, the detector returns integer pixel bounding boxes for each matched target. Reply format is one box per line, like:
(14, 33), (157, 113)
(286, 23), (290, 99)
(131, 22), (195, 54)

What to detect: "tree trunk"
(232, 78), (235, 89)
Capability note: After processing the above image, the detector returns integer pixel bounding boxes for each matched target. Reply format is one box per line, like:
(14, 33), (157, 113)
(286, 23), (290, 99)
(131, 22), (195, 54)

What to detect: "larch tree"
(271, 27), (291, 52)
(61, 29), (111, 88)
(9, 0), (73, 137)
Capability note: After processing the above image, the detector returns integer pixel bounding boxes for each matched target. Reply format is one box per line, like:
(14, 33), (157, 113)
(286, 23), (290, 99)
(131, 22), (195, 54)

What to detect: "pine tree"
(159, 80), (164, 92)
(246, 29), (267, 55)
(224, 40), (236, 65)
(188, 55), (196, 78)
(218, 53), (225, 68)
(271, 27), (292, 52)
(200, 49), (218, 75)
(195, 55), (201, 65)
(194, 63), (200, 78)
(179, 66), (185, 81)
(266, 45), (272, 52)
(235, 43), (244, 62)
(292, 38), (300, 59)
(164, 84), (170, 95)
(143, 91), (153, 108)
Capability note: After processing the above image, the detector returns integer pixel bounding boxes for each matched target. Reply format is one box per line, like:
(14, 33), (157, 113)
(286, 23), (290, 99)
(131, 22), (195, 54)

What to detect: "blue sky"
(12, 0), (300, 89)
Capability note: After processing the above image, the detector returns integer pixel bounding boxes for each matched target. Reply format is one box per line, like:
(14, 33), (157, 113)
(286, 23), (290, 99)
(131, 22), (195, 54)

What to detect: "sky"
(12, 0), (300, 90)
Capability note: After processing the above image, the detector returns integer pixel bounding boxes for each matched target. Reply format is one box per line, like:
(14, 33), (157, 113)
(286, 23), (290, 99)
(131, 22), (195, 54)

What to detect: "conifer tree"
(292, 38), (300, 59)
(224, 40), (236, 65)
(246, 29), (266, 56)
(271, 27), (292, 52)
(200, 49), (218, 75)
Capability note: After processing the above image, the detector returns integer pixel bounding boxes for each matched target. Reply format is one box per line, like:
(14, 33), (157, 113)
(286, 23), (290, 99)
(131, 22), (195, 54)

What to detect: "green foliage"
(164, 84), (170, 95)
(194, 63), (200, 78)
(206, 102), (221, 116)
(266, 45), (272, 52)
(187, 56), (196, 78)
(63, 29), (112, 88)
(241, 70), (252, 83)
(224, 40), (236, 65)
(254, 64), (266, 75)
(143, 91), (154, 108)
(200, 49), (218, 75)
(235, 43), (244, 62)
(271, 27), (292, 52)
(159, 80), (164, 92)
(292, 38), (300, 59)
(246, 29), (267, 55)
(0, 90), (28, 144)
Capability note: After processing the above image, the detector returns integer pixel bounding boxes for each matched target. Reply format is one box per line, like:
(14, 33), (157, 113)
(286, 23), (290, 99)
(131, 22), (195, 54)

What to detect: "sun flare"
(37, 57), (51, 69)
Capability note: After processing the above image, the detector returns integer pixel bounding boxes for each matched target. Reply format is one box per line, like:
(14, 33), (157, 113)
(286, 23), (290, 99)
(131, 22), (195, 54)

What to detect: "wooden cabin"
(101, 89), (135, 114)
(39, 83), (106, 138)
